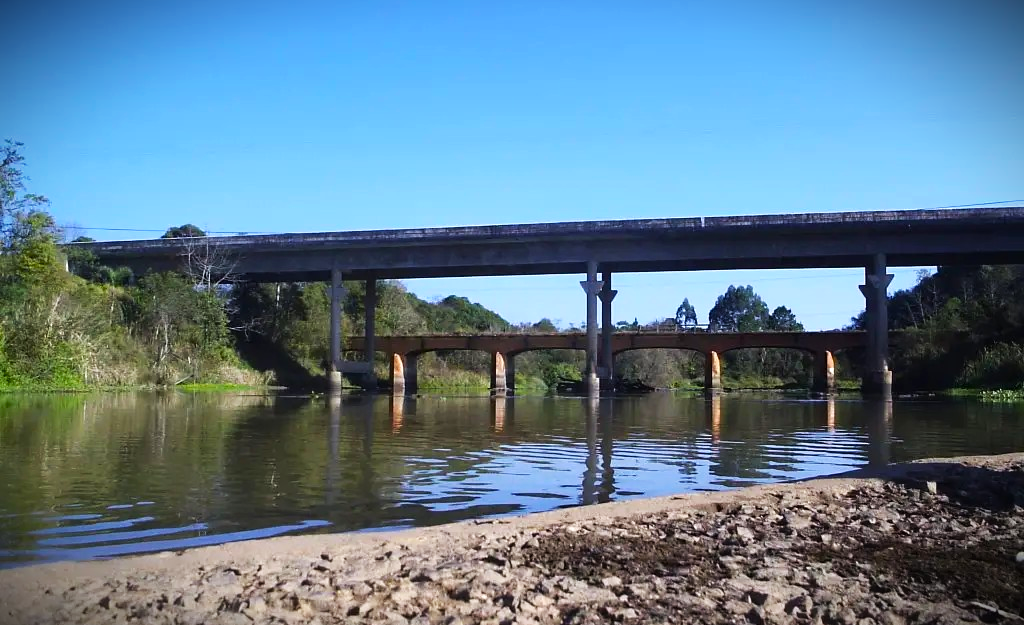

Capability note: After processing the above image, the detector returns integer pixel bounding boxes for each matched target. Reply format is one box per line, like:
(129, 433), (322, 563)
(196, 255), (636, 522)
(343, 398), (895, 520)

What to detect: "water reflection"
(0, 391), (1022, 566)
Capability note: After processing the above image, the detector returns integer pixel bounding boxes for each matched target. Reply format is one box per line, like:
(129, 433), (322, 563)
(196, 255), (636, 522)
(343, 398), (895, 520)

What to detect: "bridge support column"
(599, 271), (617, 392)
(860, 254), (894, 400)
(328, 267), (347, 393)
(580, 261), (603, 394)
(506, 354), (516, 395)
(362, 279), (378, 390)
(813, 350), (836, 395)
(391, 353), (418, 395)
(491, 352), (508, 396)
(704, 350), (722, 394)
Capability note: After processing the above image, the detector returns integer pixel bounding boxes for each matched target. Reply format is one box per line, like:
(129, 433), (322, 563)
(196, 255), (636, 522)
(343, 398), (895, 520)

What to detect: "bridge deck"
(69, 207), (1024, 281)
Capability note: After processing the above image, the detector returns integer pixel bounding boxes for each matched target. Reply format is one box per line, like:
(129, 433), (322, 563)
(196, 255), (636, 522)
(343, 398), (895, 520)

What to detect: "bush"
(958, 343), (1024, 389)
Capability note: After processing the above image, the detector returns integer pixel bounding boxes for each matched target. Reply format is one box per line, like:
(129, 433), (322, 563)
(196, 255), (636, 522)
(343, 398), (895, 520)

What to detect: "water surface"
(2, 392), (1022, 566)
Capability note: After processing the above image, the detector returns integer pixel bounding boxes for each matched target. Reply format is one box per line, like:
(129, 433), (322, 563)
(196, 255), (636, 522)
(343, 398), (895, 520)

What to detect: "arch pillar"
(491, 352), (507, 395)
(391, 352), (418, 395)
(813, 350), (836, 394)
(704, 350), (722, 393)
(506, 353), (516, 395)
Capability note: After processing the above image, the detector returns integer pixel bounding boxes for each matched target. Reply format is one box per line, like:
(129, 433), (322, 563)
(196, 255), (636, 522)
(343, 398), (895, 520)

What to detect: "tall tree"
(1, 140), (50, 246)
(766, 305), (803, 332)
(708, 285), (769, 332)
(675, 298), (698, 329)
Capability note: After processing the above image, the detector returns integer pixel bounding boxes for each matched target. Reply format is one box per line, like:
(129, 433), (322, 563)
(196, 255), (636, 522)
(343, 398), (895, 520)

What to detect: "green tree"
(766, 305), (802, 332)
(675, 298), (698, 329)
(708, 285), (769, 332)
(1, 140), (50, 244)
(162, 224), (206, 238)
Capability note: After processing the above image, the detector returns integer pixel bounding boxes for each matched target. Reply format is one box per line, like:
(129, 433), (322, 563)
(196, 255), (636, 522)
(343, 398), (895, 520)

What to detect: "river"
(1, 391), (1022, 567)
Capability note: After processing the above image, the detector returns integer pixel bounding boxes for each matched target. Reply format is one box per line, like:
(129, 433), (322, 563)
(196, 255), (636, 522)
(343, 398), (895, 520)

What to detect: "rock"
(784, 513), (812, 530)
(390, 586), (418, 604)
(736, 526), (755, 541)
(244, 596), (267, 615)
(784, 595), (813, 616)
(925, 481), (938, 495)
(601, 576), (622, 588)
(474, 569), (508, 586)
(1016, 551), (1024, 567)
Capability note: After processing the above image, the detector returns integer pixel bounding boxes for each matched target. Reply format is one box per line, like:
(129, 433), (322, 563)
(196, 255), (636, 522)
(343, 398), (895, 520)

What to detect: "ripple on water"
(2, 393), (1022, 565)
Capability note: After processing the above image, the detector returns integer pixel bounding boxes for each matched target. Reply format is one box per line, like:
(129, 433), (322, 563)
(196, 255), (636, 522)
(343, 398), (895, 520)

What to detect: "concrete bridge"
(69, 207), (1024, 397)
(345, 331), (877, 394)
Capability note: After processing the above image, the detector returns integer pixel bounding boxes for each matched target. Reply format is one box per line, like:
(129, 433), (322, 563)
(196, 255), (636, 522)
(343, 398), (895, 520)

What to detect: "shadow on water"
(1, 391), (1022, 566)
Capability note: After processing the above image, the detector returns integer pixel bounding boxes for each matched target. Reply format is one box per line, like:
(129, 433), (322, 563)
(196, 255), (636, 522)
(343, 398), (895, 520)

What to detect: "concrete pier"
(581, 261), (602, 395)
(860, 254), (894, 399)
(363, 279), (377, 390)
(328, 267), (346, 393)
(599, 271), (617, 392)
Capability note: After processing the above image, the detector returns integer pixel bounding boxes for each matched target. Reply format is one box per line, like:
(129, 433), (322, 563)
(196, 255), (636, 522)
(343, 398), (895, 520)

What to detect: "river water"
(2, 392), (1023, 567)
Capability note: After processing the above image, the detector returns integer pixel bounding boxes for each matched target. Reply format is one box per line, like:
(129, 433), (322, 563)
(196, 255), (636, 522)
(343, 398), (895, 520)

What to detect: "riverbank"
(2, 453), (1022, 625)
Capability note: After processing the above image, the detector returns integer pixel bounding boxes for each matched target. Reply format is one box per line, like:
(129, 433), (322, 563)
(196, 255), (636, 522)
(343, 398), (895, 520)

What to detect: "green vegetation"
(4, 140), (1023, 395)
(849, 266), (1024, 394)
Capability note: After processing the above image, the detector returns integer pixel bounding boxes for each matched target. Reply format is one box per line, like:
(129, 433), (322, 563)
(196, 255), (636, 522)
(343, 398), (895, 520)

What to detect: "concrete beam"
(70, 208), (1024, 282)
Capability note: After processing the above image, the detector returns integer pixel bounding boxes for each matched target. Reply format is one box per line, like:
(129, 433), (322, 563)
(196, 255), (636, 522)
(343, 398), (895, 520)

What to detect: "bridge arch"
(611, 347), (706, 390)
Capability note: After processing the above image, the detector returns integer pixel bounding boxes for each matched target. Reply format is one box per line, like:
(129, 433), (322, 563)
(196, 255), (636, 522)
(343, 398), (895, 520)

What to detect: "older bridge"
(69, 207), (1024, 397)
(346, 331), (879, 394)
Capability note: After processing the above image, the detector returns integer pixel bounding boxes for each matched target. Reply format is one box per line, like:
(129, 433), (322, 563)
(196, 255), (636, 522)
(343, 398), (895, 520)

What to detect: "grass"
(941, 387), (1024, 402)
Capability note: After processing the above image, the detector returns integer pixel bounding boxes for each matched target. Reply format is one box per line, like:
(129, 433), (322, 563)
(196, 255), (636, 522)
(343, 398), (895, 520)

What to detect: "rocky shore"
(2, 453), (1023, 625)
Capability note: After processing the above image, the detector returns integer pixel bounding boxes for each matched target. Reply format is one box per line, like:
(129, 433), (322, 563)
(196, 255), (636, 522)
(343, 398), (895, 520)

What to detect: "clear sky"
(6, 1), (1023, 330)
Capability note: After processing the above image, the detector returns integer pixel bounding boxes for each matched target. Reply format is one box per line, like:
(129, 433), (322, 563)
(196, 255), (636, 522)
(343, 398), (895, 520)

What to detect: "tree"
(708, 285), (769, 332)
(532, 318), (558, 333)
(675, 298), (698, 329)
(1, 140), (50, 244)
(162, 224), (206, 239)
(766, 306), (803, 332)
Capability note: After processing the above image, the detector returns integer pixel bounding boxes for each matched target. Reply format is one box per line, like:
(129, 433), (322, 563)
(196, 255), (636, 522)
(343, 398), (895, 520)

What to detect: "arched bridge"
(345, 331), (886, 394)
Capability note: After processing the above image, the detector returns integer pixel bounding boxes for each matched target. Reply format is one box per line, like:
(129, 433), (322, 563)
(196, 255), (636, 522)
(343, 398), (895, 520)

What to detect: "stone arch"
(717, 345), (817, 390)
(610, 346), (706, 390)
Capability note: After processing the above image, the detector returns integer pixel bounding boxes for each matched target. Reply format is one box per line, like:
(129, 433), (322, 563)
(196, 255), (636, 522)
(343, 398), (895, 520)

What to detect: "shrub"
(958, 342), (1024, 389)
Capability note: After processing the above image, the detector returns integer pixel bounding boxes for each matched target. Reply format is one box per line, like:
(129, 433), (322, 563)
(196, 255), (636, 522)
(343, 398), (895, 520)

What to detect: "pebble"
(6, 459), (1023, 625)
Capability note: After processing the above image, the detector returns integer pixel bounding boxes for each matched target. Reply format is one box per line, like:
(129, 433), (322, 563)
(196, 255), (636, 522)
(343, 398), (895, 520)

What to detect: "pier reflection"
(866, 400), (894, 467)
(581, 397), (616, 505)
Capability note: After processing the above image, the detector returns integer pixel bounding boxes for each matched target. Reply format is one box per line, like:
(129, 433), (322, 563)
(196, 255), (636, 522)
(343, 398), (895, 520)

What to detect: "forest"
(2, 140), (1023, 394)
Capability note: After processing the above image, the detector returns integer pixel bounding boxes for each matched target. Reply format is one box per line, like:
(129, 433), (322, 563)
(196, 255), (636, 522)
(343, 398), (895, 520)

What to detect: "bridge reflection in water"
(326, 393), (896, 513)
(4, 391), (1015, 567)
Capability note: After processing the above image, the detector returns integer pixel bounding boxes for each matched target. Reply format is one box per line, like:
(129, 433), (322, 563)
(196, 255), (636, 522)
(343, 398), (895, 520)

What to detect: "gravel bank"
(2, 453), (1023, 625)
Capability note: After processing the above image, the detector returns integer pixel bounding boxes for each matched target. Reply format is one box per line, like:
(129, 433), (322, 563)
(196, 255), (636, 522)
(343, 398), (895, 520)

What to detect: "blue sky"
(6, 1), (1023, 330)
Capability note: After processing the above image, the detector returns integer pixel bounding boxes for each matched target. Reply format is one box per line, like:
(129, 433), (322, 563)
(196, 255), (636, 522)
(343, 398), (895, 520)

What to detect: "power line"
(915, 199), (1023, 210)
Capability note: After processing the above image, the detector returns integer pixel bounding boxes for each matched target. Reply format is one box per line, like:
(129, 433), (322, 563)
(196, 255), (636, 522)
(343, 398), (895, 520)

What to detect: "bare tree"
(180, 236), (239, 291)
